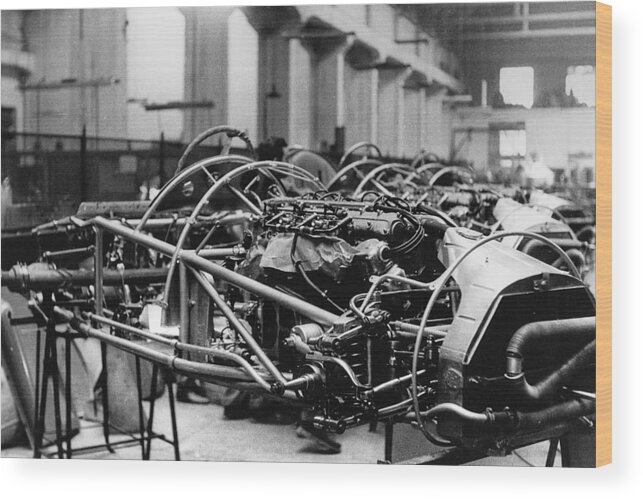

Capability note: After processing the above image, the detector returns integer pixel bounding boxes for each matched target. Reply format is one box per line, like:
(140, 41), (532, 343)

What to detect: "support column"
(402, 87), (423, 157)
(424, 87), (450, 159)
(370, 69), (379, 144)
(309, 37), (350, 152)
(396, 72), (408, 158)
(288, 37), (313, 148)
(342, 40), (380, 149)
(402, 70), (429, 157)
(343, 64), (379, 149)
(377, 66), (411, 157)
(258, 30), (290, 141)
(419, 87), (427, 152)
(336, 50), (345, 133)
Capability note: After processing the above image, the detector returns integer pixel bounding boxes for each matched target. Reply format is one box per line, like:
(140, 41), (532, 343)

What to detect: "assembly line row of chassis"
(1, 126), (596, 465)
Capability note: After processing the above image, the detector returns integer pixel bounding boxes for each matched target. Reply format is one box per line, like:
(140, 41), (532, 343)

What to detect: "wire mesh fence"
(1, 130), (232, 231)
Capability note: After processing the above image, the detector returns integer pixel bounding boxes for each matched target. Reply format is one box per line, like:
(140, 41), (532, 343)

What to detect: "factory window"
(499, 67), (534, 108)
(126, 8), (186, 141)
(565, 65), (596, 107)
(498, 129), (527, 168)
(365, 5), (371, 26)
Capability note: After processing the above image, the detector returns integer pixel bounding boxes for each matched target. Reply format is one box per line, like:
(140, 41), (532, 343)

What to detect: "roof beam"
(464, 26), (596, 41)
(458, 10), (595, 27)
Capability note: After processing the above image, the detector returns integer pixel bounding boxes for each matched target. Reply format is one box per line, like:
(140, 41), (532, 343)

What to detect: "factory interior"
(1, 2), (599, 467)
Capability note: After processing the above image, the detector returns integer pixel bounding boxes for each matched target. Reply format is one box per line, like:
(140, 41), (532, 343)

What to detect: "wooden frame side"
(595, 1), (612, 467)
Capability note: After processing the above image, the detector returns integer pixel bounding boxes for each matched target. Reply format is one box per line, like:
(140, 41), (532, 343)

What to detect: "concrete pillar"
(309, 38), (349, 152)
(424, 88), (450, 159)
(336, 50), (346, 132)
(377, 67), (410, 157)
(183, 7), (233, 141)
(369, 69), (379, 144)
(342, 39), (380, 149)
(257, 31), (290, 141)
(290, 35), (381, 153)
(402, 87), (423, 157)
(288, 38), (313, 148)
(343, 64), (379, 149)
(419, 87), (427, 151)
(400, 70), (430, 157)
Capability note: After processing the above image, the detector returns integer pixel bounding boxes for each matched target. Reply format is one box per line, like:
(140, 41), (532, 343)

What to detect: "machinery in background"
(327, 155), (593, 278)
(528, 190), (596, 244)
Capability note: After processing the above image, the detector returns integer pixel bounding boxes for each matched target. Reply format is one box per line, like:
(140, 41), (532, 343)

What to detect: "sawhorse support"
(33, 322), (181, 460)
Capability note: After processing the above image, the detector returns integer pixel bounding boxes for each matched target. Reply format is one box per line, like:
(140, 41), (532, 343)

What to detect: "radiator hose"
(505, 317), (596, 401)
(416, 397), (595, 431)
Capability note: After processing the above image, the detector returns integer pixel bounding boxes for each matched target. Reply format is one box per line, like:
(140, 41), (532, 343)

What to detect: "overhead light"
(267, 84), (281, 99)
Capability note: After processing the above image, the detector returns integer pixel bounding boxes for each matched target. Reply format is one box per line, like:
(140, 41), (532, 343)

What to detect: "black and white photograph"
(1, 1), (603, 469)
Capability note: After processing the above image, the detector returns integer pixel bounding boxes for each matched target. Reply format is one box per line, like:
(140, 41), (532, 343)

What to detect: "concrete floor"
(2, 390), (559, 466)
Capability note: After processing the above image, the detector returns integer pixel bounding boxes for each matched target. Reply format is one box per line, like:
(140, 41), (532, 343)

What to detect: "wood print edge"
(595, 0), (612, 468)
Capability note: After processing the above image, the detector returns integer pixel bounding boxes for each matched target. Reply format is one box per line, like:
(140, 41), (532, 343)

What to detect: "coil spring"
(340, 339), (367, 384)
